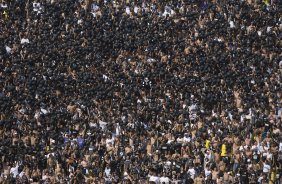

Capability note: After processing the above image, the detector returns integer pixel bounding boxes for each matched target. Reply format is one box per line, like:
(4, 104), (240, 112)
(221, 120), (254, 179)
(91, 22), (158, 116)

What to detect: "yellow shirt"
(270, 165), (278, 183)
(221, 144), (227, 157)
(205, 140), (210, 149)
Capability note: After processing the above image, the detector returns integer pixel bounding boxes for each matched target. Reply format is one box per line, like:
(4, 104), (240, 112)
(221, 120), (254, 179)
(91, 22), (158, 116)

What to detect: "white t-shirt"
(105, 167), (111, 177)
(149, 175), (160, 183)
(91, 4), (99, 11)
(266, 151), (273, 160)
(239, 145), (248, 151)
(205, 169), (211, 178)
(21, 38), (30, 44)
(115, 124), (120, 136)
(251, 145), (258, 151)
(164, 161), (172, 168)
(42, 174), (49, 180)
(257, 144), (264, 154)
(106, 138), (114, 145)
(279, 142), (282, 152)
(176, 137), (183, 143)
(1, 3), (8, 8)
(159, 176), (170, 184)
(263, 163), (271, 173)
(205, 153), (211, 161)
(99, 120), (107, 130)
(183, 136), (191, 143)
(5, 46), (11, 54)
(33, 3), (41, 12)
(279, 61), (282, 68)
(188, 168), (196, 179)
(125, 6), (130, 15)
(91, 12), (97, 18)
(19, 171), (25, 178)
(134, 6), (139, 14)
(229, 21), (235, 28)
(10, 165), (19, 178)
(163, 10), (170, 17)
(258, 176), (264, 183)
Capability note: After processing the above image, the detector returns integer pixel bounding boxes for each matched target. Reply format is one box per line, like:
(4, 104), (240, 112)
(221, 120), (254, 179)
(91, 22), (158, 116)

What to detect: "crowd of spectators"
(0, 0), (282, 183)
